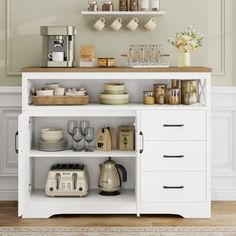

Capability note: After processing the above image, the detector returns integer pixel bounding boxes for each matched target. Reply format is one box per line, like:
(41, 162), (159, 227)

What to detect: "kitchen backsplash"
(0, 0), (234, 86)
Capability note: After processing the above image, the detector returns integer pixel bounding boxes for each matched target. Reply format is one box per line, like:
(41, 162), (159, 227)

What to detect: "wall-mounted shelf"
(81, 11), (166, 16)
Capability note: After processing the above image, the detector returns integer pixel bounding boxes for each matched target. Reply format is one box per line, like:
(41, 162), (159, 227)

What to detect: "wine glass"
(80, 120), (90, 150)
(72, 128), (83, 152)
(67, 120), (78, 149)
(84, 127), (95, 152)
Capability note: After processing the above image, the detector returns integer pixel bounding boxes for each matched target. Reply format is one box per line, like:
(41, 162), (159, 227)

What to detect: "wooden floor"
(0, 201), (236, 227)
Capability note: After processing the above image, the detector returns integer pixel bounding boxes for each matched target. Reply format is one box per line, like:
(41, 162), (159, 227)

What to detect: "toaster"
(45, 163), (89, 197)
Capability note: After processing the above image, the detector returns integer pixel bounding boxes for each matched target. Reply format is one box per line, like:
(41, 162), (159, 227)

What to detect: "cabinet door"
(18, 113), (31, 217)
(141, 141), (206, 171)
(141, 110), (206, 141)
(141, 172), (206, 202)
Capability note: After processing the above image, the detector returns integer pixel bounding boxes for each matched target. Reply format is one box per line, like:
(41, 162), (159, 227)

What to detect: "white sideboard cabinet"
(18, 67), (211, 218)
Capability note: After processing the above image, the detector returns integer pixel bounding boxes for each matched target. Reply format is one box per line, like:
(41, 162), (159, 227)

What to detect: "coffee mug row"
(93, 17), (157, 32)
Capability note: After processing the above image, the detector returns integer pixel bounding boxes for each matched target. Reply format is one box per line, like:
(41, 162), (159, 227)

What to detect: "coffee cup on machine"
(48, 52), (64, 62)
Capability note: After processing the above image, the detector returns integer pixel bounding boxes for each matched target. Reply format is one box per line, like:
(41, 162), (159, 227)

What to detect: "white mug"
(93, 18), (106, 31)
(126, 17), (139, 31)
(48, 52), (64, 62)
(144, 17), (157, 31)
(110, 18), (122, 31)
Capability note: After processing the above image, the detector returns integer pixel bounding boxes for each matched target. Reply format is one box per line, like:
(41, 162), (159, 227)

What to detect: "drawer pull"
(163, 124), (184, 128)
(139, 131), (144, 154)
(163, 186), (184, 189)
(163, 155), (184, 159)
(15, 131), (18, 154)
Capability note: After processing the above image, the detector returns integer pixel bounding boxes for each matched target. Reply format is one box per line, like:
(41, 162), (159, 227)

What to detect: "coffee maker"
(40, 26), (76, 68)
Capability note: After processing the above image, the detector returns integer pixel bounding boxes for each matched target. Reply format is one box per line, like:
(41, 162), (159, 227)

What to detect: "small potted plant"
(168, 25), (203, 67)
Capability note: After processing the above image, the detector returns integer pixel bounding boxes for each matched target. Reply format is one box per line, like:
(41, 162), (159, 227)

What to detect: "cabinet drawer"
(141, 110), (206, 141)
(141, 172), (206, 202)
(141, 141), (206, 171)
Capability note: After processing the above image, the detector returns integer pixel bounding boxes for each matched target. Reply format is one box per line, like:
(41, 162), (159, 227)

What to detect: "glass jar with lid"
(119, 0), (128, 11)
(143, 91), (155, 105)
(153, 84), (167, 104)
(88, 1), (98, 11)
(168, 89), (180, 105)
(130, 0), (138, 11)
(102, 1), (114, 11)
(141, 0), (149, 11)
(152, 0), (160, 11)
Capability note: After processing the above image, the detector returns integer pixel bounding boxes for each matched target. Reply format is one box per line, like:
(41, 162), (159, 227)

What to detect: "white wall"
(0, 0), (234, 86)
(0, 87), (236, 200)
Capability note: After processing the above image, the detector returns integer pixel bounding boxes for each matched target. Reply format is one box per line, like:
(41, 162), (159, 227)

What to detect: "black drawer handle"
(163, 124), (184, 128)
(163, 186), (184, 189)
(163, 155), (184, 159)
(139, 131), (144, 154)
(15, 131), (18, 154)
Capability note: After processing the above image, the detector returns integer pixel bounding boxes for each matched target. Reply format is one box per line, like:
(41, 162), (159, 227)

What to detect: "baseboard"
(0, 191), (18, 201)
(212, 190), (236, 201)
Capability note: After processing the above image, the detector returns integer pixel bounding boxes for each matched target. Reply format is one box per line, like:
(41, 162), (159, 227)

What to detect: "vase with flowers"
(168, 25), (203, 67)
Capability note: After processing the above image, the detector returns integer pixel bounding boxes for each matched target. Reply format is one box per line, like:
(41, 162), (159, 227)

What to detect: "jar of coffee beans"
(119, 0), (128, 11)
(130, 0), (138, 11)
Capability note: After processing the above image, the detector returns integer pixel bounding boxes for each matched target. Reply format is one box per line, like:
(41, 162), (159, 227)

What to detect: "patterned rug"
(0, 227), (236, 236)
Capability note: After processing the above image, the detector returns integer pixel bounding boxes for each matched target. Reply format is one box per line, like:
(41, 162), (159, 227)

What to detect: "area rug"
(0, 227), (236, 236)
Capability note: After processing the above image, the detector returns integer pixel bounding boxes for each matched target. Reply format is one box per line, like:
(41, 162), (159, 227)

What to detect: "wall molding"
(212, 0), (226, 76)
(0, 107), (21, 177)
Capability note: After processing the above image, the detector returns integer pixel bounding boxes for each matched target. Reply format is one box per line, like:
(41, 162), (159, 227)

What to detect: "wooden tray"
(32, 95), (89, 105)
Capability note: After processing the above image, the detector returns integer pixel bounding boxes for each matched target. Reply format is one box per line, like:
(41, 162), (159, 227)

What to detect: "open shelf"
(26, 103), (207, 115)
(81, 11), (166, 16)
(30, 149), (136, 158)
(24, 189), (136, 217)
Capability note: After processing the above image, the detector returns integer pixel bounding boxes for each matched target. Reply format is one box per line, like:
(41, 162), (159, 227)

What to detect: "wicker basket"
(32, 96), (89, 105)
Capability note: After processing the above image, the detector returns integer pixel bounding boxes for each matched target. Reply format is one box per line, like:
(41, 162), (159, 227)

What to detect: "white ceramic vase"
(178, 52), (191, 67)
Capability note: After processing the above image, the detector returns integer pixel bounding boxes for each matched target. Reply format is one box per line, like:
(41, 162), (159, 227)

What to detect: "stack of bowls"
(38, 128), (67, 151)
(100, 83), (129, 105)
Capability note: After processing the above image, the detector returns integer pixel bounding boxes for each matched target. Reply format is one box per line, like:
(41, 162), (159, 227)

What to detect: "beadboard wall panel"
(0, 87), (236, 200)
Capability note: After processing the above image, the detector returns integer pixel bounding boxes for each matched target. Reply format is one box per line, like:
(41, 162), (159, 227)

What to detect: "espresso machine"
(40, 26), (76, 67)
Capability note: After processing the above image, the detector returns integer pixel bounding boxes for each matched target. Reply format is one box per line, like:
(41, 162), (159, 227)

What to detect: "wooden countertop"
(22, 66), (212, 73)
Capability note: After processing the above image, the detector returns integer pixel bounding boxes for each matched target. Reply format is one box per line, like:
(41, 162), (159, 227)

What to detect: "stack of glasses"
(67, 120), (95, 152)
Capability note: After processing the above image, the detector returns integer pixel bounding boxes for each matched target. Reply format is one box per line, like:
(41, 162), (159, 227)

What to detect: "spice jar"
(181, 80), (198, 104)
(141, 0), (149, 11)
(183, 92), (197, 105)
(102, 1), (114, 11)
(168, 89), (180, 105)
(88, 1), (98, 11)
(119, 0), (128, 11)
(154, 84), (167, 104)
(172, 79), (180, 89)
(151, 0), (160, 11)
(143, 91), (155, 105)
(130, 0), (138, 11)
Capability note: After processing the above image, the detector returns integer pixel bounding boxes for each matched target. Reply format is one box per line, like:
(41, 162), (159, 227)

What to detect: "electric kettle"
(98, 157), (127, 196)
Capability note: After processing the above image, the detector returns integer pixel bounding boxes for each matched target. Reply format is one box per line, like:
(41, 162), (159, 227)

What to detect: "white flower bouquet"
(168, 25), (203, 53)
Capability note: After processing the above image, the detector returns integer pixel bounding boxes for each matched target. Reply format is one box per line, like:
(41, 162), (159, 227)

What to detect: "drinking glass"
(72, 128), (83, 152)
(67, 120), (78, 149)
(80, 120), (90, 150)
(84, 127), (95, 152)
